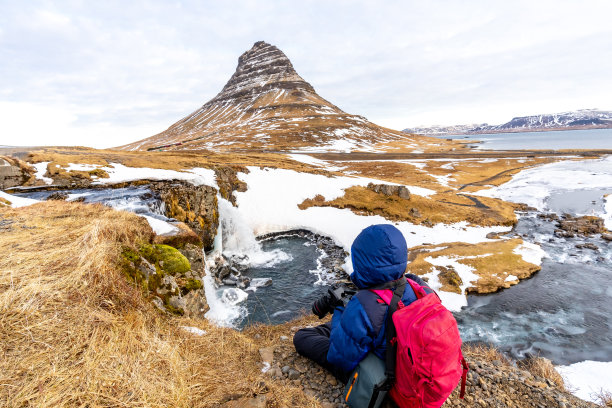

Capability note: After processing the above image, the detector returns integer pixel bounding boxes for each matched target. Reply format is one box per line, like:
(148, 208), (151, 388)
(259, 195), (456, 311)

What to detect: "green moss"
(184, 278), (203, 291)
(122, 246), (141, 264)
(140, 244), (191, 276)
(164, 302), (184, 316)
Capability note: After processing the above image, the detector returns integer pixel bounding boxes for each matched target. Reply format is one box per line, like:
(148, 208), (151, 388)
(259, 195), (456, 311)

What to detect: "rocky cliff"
(118, 41), (415, 152)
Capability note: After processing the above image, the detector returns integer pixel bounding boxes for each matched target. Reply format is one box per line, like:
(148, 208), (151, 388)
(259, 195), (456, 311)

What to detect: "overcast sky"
(1, 0), (611, 148)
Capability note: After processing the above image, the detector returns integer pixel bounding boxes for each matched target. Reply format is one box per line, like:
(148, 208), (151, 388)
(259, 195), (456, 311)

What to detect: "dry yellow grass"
(0, 201), (318, 407)
(299, 186), (518, 227)
(407, 239), (541, 294)
(517, 357), (565, 390)
(462, 344), (512, 366)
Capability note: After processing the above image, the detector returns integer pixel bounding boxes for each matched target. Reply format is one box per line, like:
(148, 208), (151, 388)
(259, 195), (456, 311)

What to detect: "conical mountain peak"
(210, 41), (314, 104)
(120, 42), (414, 152)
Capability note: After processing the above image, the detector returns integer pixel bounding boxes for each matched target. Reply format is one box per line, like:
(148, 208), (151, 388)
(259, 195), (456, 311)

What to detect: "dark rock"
(575, 243), (599, 251)
(367, 182), (411, 200)
(556, 215), (606, 237)
(149, 180), (218, 251)
(46, 192), (68, 201)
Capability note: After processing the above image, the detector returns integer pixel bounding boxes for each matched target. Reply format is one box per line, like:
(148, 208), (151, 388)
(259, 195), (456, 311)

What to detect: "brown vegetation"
(407, 239), (541, 294)
(0, 201), (318, 407)
(299, 186), (518, 227)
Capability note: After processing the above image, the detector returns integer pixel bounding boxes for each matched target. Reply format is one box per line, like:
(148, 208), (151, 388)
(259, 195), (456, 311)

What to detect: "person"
(293, 224), (430, 383)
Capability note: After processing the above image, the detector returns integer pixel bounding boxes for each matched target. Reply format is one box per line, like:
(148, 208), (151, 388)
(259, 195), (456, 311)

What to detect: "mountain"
(403, 109), (612, 135)
(120, 41), (414, 152)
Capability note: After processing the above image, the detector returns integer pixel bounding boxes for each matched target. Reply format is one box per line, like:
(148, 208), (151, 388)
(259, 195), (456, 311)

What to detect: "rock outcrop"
(122, 243), (209, 317)
(367, 182), (411, 200)
(554, 214), (607, 238)
(0, 156), (33, 189)
(149, 181), (219, 251)
(118, 41), (417, 152)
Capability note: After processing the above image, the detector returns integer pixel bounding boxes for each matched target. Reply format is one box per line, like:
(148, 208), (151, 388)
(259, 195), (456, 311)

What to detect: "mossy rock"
(140, 244), (191, 275)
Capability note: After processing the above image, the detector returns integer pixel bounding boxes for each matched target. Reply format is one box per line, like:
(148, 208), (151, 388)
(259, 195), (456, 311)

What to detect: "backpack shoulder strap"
(370, 276), (406, 394)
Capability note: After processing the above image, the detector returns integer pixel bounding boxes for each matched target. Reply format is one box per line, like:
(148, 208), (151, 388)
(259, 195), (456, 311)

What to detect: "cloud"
(0, 0), (611, 147)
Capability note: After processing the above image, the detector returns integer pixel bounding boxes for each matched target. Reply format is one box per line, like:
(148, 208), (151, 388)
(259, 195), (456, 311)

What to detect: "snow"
(91, 163), (218, 188)
(286, 154), (344, 171)
(32, 162), (53, 184)
(422, 255), (482, 311)
(604, 194), (612, 230)
(65, 163), (99, 172)
(180, 326), (207, 336)
(556, 360), (612, 403)
(234, 167), (510, 276)
(512, 241), (547, 266)
(504, 274), (518, 282)
(142, 215), (179, 235)
(475, 156), (612, 211)
(0, 191), (39, 207)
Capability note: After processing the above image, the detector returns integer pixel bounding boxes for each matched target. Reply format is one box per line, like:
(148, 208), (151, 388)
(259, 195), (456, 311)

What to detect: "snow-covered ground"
(0, 191), (40, 207)
(234, 167), (508, 255)
(556, 361), (612, 403)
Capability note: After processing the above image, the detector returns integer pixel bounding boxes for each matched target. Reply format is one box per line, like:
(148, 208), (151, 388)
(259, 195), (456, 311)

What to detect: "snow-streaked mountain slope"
(404, 109), (612, 135)
(119, 41), (420, 152)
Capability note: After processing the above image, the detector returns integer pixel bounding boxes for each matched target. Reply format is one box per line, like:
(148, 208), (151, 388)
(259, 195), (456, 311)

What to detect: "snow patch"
(556, 360), (612, 403)
(513, 241), (546, 266)
(93, 163), (218, 188)
(0, 191), (39, 207)
(180, 326), (207, 336)
(32, 162), (53, 184)
(423, 255), (482, 311)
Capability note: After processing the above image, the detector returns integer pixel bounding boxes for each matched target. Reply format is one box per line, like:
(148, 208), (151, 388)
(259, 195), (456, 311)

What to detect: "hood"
(350, 224), (408, 289)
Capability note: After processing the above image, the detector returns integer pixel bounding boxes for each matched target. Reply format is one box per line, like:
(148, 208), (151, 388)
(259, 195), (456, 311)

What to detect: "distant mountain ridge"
(403, 109), (612, 135)
(120, 41), (417, 152)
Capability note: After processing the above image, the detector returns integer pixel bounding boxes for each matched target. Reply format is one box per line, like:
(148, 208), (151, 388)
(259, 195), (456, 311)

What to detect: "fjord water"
(442, 128), (612, 150)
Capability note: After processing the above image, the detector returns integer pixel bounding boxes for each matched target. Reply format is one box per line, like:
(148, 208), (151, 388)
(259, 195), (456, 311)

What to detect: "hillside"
(118, 41), (436, 153)
(404, 109), (612, 135)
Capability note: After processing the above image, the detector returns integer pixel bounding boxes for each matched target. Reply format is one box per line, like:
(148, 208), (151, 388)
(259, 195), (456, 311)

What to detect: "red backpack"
(371, 277), (468, 408)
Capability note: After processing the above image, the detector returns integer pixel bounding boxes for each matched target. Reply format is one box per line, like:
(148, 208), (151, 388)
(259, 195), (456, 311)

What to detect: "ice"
(221, 287), (249, 305)
(474, 156), (612, 212)
(0, 191), (39, 207)
(604, 194), (612, 230)
(142, 215), (179, 235)
(556, 360), (612, 403)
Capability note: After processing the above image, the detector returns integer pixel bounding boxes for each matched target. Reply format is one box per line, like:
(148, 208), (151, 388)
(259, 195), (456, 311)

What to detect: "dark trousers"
(293, 322), (350, 383)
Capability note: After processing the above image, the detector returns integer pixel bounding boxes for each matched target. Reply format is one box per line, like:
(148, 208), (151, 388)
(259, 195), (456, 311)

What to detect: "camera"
(312, 284), (356, 319)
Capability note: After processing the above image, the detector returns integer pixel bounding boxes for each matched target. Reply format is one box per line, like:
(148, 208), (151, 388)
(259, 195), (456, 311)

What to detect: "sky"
(1, 0), (611, 148)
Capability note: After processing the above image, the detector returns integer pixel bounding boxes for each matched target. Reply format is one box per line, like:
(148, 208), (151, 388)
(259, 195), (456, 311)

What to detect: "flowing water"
(14, 185), (612, 366)
(457, 190), (612, 365)
(14, 187), (169, 221)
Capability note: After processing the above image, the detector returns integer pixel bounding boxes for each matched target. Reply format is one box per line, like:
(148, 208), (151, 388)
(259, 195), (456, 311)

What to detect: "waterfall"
(217, 198), (292, 267)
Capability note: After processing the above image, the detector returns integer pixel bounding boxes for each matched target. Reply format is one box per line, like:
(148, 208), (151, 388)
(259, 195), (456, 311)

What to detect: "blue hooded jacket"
(326, 224), (424, 373)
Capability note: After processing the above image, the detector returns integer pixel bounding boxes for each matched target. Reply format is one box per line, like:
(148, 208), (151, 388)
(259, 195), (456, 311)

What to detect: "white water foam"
(218, 198), (292, 268)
